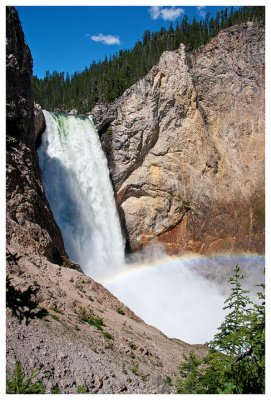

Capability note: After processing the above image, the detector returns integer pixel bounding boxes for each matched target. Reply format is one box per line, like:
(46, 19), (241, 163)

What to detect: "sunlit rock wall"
(92, 22), (265, 254)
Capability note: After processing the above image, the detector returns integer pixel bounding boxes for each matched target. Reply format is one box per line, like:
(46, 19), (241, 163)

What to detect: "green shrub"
(103, 331), (113, 340)
(51, 306), (64, 314)
(77, 307), (105, 330)
(131, 364), (149, 381)
(164, 375), (172, 386)
(76, 385), (88, 393)
(6, 361), (46, 394)
(51, 384), (61, 394)
(131, 364), (139, 375)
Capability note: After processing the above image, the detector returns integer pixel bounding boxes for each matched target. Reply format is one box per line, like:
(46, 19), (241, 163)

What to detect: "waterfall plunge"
(38, 111), (264, 344)
(38, 111), (125, 281)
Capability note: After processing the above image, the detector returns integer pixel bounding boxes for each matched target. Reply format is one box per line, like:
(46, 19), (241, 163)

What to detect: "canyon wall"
(92, 22), (265, 254)
(6, 7), (66, 263)
(6, 9), (207, 393)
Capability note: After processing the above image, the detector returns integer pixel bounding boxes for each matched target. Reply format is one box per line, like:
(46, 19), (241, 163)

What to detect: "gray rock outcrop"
(92, 22), (265, 254)
(6, 7), (66, 263)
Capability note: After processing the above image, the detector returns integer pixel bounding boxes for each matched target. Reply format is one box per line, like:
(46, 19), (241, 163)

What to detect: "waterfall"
(38, 111), (125, 281)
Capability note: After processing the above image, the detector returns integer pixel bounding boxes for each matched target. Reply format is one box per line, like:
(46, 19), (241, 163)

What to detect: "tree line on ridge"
(32, 6), (264, 114)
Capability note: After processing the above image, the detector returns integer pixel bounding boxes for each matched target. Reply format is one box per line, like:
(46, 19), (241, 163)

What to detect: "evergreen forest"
(32, 6), (264, 114)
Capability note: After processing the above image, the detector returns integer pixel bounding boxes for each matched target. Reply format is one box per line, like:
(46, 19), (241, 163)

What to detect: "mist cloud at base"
(103, 251), (264, 344)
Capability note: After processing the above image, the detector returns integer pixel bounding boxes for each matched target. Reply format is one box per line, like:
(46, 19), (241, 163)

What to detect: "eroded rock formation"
(92, 22), (264, 254)
(6, 7), (66, 263)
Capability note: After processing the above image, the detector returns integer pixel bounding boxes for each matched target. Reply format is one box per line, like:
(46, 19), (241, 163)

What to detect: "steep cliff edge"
(92, 22), (264, 254)
(6, 7), (66, 263)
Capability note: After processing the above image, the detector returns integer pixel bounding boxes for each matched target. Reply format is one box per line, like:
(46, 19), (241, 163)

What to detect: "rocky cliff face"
(92, 22), (264, 254)
(6, 7), (66, 263)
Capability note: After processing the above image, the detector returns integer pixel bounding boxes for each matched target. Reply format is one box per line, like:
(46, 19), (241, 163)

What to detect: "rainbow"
(101, 252), (264, 343)
(101, 252), (265, 287)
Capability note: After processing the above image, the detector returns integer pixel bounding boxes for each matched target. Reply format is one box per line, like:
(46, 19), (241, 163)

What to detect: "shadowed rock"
(6, 6), (67, 262)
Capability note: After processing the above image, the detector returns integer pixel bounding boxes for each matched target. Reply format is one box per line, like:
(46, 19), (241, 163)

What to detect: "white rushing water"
(38, 111), (124, 280)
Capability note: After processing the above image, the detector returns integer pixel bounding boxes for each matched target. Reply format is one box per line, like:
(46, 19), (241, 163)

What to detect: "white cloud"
(197, 6), (207, 18)
(149, 6), (161, 20)
(88, 33), (120, 45)
(160, 7), (184, 21)
(149, 6), (184, 21)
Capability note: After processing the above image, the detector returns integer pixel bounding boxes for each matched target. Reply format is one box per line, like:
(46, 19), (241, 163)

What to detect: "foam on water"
(38, 111), (125, 280)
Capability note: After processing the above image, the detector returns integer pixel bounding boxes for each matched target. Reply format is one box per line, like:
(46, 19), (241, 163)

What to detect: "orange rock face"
(94, 22), (265, 256)
(156, 195), (264, 256)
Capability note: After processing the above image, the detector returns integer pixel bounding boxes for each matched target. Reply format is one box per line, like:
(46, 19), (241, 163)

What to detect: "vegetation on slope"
(7, 265), (265, 394)
(32, 6), (264, 114)
(6, 361), (46, 394)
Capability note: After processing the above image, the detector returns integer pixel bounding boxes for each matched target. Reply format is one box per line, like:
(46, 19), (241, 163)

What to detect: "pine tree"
(209, 265), (252, 356)
(176, 265), (265, 394)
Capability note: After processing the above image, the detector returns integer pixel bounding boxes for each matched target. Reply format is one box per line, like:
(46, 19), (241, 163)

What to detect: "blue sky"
(16, 6), (228, 79)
